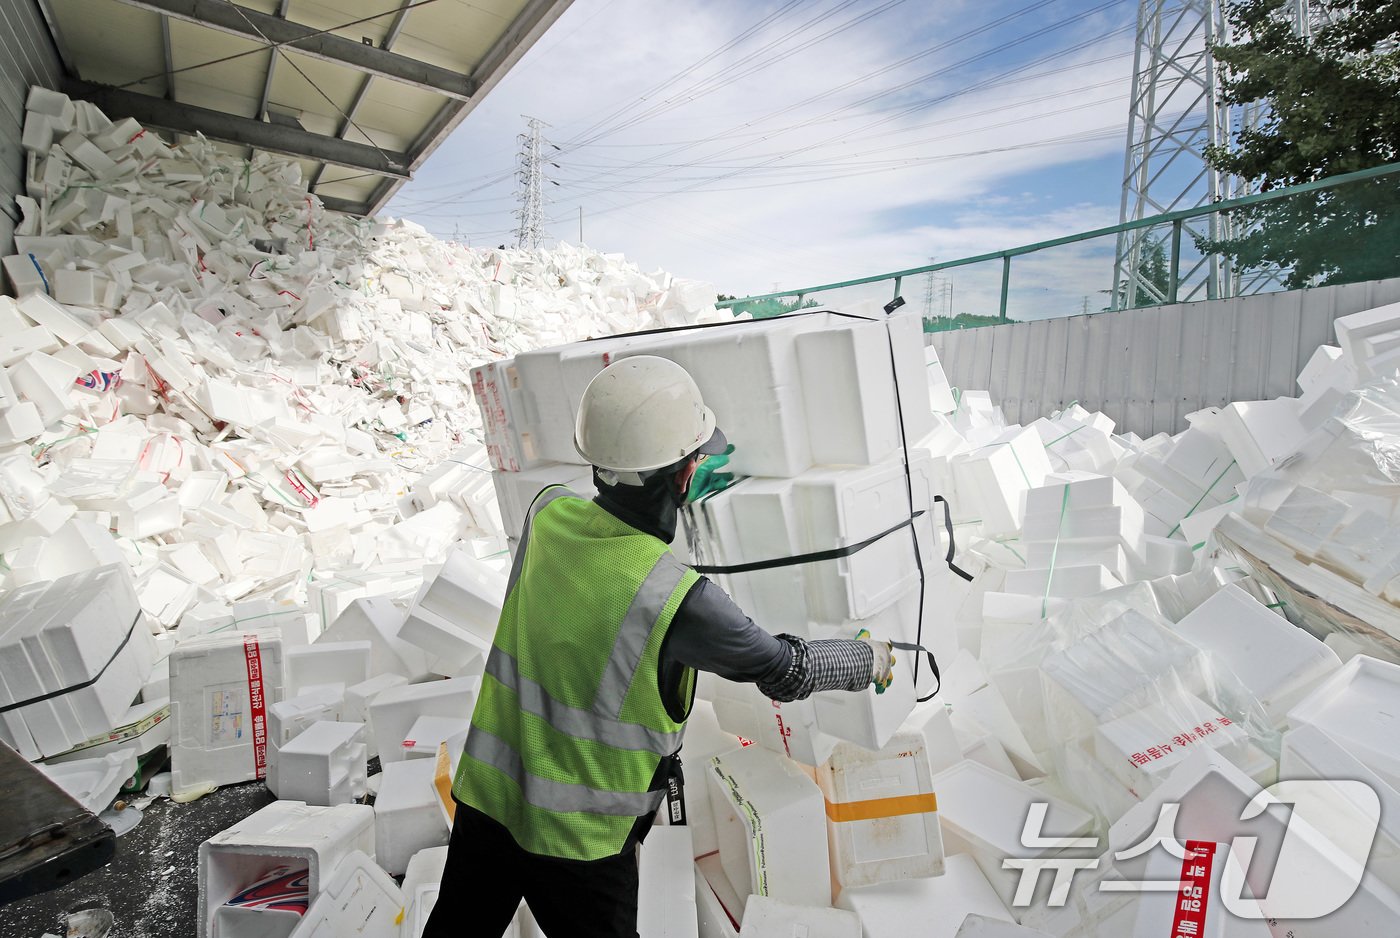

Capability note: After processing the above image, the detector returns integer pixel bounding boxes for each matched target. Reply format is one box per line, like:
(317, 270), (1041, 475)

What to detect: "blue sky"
(386, 0), (1147, 311)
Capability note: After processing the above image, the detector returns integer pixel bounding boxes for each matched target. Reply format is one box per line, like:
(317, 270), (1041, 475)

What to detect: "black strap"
(691, 511), (926, 575)
(934, 495), (975, 582)
(0, 609), (143, 715)
(891, 640), (942, 703)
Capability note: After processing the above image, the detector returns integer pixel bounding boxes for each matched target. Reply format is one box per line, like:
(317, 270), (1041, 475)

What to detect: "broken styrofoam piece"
(400, 845), (449, 938)
(197, 800), (375, 938)
(707, 745), (831, 916)
(37, 749), (137, 814)
(314, 597), (427, 682)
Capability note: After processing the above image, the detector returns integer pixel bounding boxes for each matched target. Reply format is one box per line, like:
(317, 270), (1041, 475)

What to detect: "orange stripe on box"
(824, 793), (938, 823)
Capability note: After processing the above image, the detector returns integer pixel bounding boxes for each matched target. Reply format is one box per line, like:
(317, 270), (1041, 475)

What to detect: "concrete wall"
(0, 0), (63, 252)
(928, 277), (1400, 438)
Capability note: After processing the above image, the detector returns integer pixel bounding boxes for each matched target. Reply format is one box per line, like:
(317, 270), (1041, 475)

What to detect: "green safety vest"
(452, 486), (700, 861)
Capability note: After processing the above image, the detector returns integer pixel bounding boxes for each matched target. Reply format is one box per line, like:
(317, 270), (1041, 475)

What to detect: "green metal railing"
(716, 161), (1400, 325)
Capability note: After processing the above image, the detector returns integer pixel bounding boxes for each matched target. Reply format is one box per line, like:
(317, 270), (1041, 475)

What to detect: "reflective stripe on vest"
(483, 646), (685, 755)
(464, 726), (665, 818)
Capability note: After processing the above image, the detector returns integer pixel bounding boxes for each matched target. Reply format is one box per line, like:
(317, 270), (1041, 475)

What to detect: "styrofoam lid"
(288, 849), (403, 937)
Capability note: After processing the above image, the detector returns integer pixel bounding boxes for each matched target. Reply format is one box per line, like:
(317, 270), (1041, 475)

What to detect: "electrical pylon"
(513, 116), (548, 251)
(1114, 0), (1330, 308)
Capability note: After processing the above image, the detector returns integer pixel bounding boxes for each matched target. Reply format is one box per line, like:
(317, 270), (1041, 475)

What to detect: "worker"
(424, 356), (896, 938)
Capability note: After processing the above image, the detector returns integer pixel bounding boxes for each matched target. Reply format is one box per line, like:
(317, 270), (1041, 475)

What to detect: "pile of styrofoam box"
(10, 80), (1400, 936)
(453, 293), (1400, 934)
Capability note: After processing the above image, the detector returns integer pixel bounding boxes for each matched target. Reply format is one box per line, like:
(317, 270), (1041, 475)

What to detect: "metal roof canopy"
(34, 0), (573, 215)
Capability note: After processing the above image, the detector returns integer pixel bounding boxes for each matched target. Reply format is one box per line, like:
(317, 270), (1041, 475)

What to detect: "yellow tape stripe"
(825, 792), (938, 823)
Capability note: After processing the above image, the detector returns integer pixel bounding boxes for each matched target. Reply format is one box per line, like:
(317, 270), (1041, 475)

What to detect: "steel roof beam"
(65, 80), (411, 178)
(109, 0), (477, 100)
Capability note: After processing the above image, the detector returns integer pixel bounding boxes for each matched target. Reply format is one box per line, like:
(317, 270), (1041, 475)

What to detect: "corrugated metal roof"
(34, 0), (572, 215)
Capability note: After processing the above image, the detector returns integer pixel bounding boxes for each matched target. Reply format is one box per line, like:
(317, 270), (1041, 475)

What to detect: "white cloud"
(390, 0), (1139, 299)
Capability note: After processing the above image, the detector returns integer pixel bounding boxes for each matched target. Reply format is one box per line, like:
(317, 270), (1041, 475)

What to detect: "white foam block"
(638, 826), (698, 938)
(818, 734), (944, 889)
(1171, 585), (1340, 724)
(373, 757), (449, 876)
(368, 677), (478, 766)
(707, 746), (830, 916)
(1285, 655), (1400, 788)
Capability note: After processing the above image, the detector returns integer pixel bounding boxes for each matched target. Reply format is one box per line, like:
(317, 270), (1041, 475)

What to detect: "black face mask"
(591, 463), (688, 543)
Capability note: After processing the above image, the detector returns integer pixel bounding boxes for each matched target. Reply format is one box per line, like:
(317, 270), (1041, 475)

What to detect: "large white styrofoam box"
(950, 428), (1054, 536)
(369, 677), (478, 766)
(275, 721), (367, 807)
(1170, 585), (1341, 723)
(794, 309), (933, 468)
(374, 757), (450, 876)
(508, 310), (932, 478)
(265, 686), (344, 797)
(1285, 655), (1400, 789)
(511, 315), (826, 475)
(198, 800), (374, 938)
(740, 895), (860, 937)
(835, 853), (1013, 938)
(1092, 692), (1255, 795)
(817, 734), (944, 889)
(170, 630), (285, 796)
(706, 745), (831, 916)
(399, 547), (504, 673)
(1124, 841), (1272, 938)
(413, 545), (507, 647)
(0, 563), (157, 757)
(1040, 610), (1208, 738)
(932, 760), (1095, 914)
(638, 825), (698, 937)
(315, 597), (426, 681)
(284, 641), (370, 698)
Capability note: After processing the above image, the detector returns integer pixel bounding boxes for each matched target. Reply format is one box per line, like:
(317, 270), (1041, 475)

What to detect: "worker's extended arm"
(662, 578), (891, 703)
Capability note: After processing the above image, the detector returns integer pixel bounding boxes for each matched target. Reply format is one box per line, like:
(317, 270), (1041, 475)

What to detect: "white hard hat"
(574, 355), (727, 478)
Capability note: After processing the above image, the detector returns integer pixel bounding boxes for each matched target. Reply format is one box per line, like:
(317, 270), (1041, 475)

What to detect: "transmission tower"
(1115, 0), (1333, 308)
(513, 116), (548, 251)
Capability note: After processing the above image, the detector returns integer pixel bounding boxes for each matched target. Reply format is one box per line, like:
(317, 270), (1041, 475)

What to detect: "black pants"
(421, 804), (641, 938)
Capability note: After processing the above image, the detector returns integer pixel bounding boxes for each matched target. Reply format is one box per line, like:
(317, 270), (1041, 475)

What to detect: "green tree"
(1108, 235), (1172, 309)
(1200, 0), (1400, 287)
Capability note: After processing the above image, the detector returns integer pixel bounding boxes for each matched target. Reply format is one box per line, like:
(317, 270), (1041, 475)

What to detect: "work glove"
(687, 444), (736, 502)
(856, 628), (895, 694)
